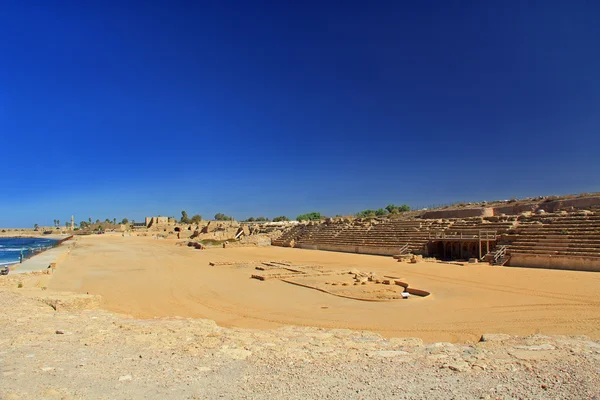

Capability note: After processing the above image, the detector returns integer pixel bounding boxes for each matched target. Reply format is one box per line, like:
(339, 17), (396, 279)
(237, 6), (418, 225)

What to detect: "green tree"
(296, 212), (321, 222)
(385, 204), (411, 213)
(33, 223), (39, 230)
(56, 219), (60, 227)
(65, 221), (70, 228)
(398, 204), (411, 212)
(214, 213), (231, 221)
(121, 218), (129, 225)
(385, 204), (398, 214)
(356, 210), (376, 218)
(375, 208), (388, 216)
(190, 214), (202, 224)
(105, 218), (111, 224)
(180, 211), (190, 224)
(246, 217), (255, 222)
(113, 218), (116, 225)
(273, 216), (289, 222)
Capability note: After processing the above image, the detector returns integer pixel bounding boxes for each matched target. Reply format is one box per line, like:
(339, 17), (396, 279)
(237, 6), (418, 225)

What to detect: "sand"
(49, 234), (600, 343)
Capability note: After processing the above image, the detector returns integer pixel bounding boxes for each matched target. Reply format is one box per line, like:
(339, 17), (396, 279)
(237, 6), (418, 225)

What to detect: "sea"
(0, 237), (59, 266)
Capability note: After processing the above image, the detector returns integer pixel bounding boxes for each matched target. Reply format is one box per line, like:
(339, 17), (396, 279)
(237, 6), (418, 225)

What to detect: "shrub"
(273, 216), (289, 222)
(215, 213), (232, 221)
(356, 210), (376, 218)
(296, 212), (321, 221)
(385, 204), (411, 214)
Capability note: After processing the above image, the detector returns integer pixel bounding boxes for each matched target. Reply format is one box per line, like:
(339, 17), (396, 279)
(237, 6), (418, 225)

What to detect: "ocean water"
(0, 237), (58, 266)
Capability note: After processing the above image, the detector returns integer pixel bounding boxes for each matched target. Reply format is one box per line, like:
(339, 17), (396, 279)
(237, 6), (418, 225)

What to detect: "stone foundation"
(508, 254), (600, 272)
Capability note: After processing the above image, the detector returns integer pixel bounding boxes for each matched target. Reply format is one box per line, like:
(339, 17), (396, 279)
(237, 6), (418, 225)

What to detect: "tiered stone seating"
(506, 214), (600, 258)
(270, 213), (600, 269)
(442, 218), (516, 237)
(294, 219), (456, 254)
(295, 222), (349, 245)
(271, 224), (317, 247)
(354, 220), (431, 253)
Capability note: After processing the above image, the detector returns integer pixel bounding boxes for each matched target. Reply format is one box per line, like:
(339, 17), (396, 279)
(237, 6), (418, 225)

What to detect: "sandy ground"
(2, 235), (600, 399)
(49, 235), (600, 343)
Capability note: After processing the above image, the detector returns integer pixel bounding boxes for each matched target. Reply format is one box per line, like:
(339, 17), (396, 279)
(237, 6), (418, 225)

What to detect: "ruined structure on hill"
(272, 195), (600, 272)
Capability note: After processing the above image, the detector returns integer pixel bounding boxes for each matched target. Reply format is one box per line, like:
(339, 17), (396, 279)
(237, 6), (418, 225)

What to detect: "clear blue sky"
(1, 1), (599, 227)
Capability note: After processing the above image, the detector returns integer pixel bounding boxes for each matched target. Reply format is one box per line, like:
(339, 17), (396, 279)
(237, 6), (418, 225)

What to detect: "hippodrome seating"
(288, 219), (457, 254)
(272, 224), (321, 247)
(444, 219), (516, 237)
(271, 213), (600, 267)
(505, 214), (600, 258)
(295, 222), (350, 245)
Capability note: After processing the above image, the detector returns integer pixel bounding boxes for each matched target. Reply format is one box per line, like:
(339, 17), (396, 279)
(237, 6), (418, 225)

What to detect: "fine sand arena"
(48, 234), (600, 343)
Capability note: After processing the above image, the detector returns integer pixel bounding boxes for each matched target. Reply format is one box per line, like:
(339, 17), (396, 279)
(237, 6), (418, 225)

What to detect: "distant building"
(145, 216), (169, 228)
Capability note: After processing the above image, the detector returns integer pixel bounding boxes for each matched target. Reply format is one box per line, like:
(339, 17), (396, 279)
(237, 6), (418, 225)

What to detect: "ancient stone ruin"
(271, 195), (600, 272)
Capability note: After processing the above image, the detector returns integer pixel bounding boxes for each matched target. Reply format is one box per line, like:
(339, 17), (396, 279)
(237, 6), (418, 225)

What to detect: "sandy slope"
(49, 235), (600, 343)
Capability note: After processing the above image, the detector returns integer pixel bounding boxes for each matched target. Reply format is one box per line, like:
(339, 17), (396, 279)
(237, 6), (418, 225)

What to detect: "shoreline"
(0, 235), (74, 273)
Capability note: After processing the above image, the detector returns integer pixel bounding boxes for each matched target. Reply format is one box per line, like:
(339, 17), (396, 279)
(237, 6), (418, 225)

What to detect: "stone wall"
(145, 216), (169, 227)
(508, 254), (600, 272)
(421, 208), (493, 219)
(492, 204), (539, 216)
(297, 243), (401, 256)
(537, 197), (600, 213)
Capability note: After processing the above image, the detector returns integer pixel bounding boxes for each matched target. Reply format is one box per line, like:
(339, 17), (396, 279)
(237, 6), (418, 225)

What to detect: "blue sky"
(1, 1), (599, 227)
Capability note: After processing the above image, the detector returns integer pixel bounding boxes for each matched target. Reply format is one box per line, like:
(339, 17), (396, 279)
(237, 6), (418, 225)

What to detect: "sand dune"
(49, 235), (600, 343)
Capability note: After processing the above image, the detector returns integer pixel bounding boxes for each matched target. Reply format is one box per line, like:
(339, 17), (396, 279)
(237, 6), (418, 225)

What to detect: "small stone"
(479, 334), (511, 342)
(118, 375), (132, 382)
(196, 367), (212, 372)
(367, 350), (409, 358)
(55, 330), (64, 335)
(515, 344), (556, 351)
(445, 361), (470, 372)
